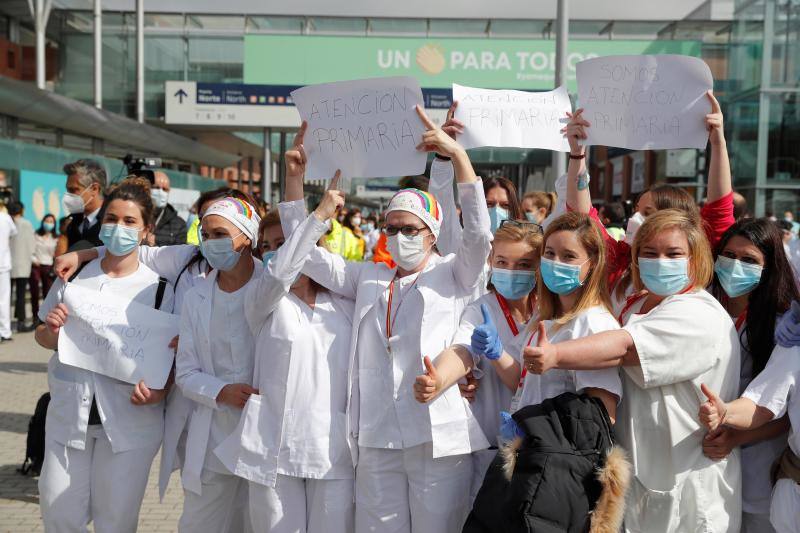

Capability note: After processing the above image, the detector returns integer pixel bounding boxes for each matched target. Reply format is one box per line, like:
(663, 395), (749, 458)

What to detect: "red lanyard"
(616, 286), (695, 326)
(735, 309), (747, 332)
(494, 292), (521, 336)
(385, 276), (419, 342)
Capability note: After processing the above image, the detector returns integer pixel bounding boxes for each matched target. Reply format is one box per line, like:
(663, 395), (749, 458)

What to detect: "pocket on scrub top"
(47, 374), (82, 426)
(286, 409), (345, 471)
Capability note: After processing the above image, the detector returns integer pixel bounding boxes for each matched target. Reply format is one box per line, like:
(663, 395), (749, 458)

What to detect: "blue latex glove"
(470, 303), (504, 360)
(499, 411), (525, 442)
(776, 300), (800, 348)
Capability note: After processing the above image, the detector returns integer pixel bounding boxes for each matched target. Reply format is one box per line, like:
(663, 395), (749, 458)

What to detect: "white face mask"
(386, 233), (432, 271)
(624, 211), (646, 245)
(62, 189), (89, 215)
(151, 188), (169, 209)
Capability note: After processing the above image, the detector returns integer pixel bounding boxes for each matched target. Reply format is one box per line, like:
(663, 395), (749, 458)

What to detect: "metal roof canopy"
(0, 75), (240, 168)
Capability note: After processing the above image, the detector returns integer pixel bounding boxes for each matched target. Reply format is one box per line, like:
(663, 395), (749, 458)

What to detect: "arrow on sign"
(174, 88), (188, 103)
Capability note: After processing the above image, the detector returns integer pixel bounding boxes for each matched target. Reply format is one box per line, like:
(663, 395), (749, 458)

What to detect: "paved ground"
(0, 330), (184, 532)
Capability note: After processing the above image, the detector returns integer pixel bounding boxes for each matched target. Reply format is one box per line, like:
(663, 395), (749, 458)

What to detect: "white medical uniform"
(37, 251), (175, 533)
(741, 344), (800, 533)
(736, 324), (786, 532)
(175, 260), (262, 533)
(449, 291), (526, 500)
(282, 178), (492, 533)
(0, 211), (17, 338)
(517, 306), (623, 410)
(617, 291), (742, 533)
(136, 244), (209, 500)
(214, 212), (355, 533)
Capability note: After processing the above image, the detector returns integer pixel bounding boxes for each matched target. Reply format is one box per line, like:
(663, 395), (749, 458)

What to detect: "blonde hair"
(534, 212), (612, 330)
(492, 224), (544, 260)
(630, 209), (713, 292)
(523, 191), (557, 216)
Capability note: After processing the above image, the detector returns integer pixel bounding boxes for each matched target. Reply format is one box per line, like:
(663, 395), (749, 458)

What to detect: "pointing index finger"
(328, 169), (342, 191)
(705, 90), (721, 114)
(415, 105), (436, 130)
(294, 121), (308, 147)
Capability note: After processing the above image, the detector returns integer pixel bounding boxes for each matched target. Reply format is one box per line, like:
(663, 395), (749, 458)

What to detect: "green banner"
(245, 35), (702, 91)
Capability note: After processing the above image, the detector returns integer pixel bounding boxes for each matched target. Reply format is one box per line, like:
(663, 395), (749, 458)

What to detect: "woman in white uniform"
(524, 209), (742, 533)
(35, 177), (175, 533)
(699, 342), (800, 533)
(286, 107), (491, 533)
(215, 171), (357, 532)
(413, 219), (542, 500)
(706, 218), (798, 531)
(174, 197), (261, 533)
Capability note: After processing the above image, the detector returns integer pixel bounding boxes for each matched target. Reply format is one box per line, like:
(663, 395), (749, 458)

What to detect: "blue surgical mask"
(491, 268), (536, 300)
(262, 250), (277, 263)
(99, 223), (140, 256)
(638, 257), (690, 296)
(715, 256), (762, 298)
(540, 257), (586, 295)
(201, 236), (241, 272)
(488, 206), (509, 234)
(43, 222), (55, 232)
(525, 212), (540, 224)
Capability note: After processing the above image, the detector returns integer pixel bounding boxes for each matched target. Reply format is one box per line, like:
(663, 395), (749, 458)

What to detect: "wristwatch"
(577, 170), (591, 191)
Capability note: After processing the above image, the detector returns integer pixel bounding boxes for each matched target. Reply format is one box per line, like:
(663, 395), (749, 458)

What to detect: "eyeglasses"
(383, 224), (430, 237)
(499, 219), (543, 234)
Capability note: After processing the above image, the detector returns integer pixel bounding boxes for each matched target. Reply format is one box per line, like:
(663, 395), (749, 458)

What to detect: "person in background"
(322, 216), (363, 261)
(30, 214), (57, 324)
(599, 202), (626, 241)
(0, 203), (17, 342)
(343, 208), (366, 260)
(151, 171), (187, 246)
(8, 201), (35, 333)
(186, 204), (201, 246)
(483, 176), (523, 234)
(776, 219), (794, 259)
(361, 214), (380, 260)
(54, 216), (72, 257)
(783, 211), (799, 236)
(62, 159), (107, 249)
(521, 191), (557, 225)
(732, 191), (749, 221)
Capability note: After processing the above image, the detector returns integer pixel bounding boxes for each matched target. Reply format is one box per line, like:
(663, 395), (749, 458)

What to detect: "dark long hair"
(711, 218), (800, 375)
(37, 213), (57, 237)
(483, 176), (523, 221)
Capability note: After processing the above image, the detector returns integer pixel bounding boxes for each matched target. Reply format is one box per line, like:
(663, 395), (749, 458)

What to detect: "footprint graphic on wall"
(49, 189), (61, 218)
(32, 187), (45, 221)
(416, 44), (446, 75)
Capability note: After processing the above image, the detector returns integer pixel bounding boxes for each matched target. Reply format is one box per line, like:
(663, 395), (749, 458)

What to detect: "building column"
(261, 128), (273, 205)
(136, 0), (145, 123)
(94, 0), (103, 109)
(754, 0), (775, 217)
(551, 0), (569, 181)
(29, 0), (53, 90)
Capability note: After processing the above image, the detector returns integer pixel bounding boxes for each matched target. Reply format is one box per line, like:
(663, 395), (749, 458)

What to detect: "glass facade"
(727, 0), (800, 216)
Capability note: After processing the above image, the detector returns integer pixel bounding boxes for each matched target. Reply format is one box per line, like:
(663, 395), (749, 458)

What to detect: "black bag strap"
(155, 277), (168, 310)
(174, 258), (193, 289)
(67, 261), (89, 283)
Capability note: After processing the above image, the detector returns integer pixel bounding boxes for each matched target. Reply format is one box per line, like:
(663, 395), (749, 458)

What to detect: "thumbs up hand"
(471, 304), (504, 361)
(699, 383), (728, 432)
(414, 356), (441, 404)
(522, 322), (558, 374)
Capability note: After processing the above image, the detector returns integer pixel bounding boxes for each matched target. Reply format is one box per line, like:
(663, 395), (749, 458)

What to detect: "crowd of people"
(0, 91), (796, 533)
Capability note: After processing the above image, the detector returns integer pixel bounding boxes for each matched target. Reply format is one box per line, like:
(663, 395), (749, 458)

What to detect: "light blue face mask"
(491, 268), (536, 300)
(715, 255), (763, 298)
(43, 222), (55, 232)
(540, 257), (585, 295)
(638, 257), (691, 296)
(525, 212), (540, 224)
(99, 223), (140, 256)
(488, 206), (509, 234)
(201, 235), (241, 272)
(262, 250), (277, 263)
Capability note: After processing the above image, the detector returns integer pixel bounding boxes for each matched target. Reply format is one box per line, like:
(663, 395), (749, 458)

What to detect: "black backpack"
(18, 262), (169, 476)
(18, 392), (51, 475)
(463, 392), (631, 533)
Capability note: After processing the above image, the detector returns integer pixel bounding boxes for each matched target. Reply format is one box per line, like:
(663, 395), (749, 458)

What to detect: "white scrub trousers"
(355, 443), (472, 533)
(248, 474), (354, 533)
(770, 479), (800, 533)
(38, 426), (159, 533)
(178, 469), (251, 533)
(0, 270), (11, 338)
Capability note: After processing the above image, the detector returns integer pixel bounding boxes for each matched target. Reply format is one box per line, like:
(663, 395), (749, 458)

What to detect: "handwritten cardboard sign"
(576, 55), (713, 150)
(290, 76), (427, 179)
(452, 84), (571, 151)
(58, 283), (179, 388)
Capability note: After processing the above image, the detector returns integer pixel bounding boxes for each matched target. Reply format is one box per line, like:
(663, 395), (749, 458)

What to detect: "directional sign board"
(165, 81), (449, 128)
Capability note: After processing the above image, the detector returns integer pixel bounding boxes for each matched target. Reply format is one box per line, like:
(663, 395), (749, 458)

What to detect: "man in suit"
(62, 159), (106, 250)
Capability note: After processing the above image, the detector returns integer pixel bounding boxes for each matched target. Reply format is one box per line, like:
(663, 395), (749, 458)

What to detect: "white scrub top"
(618, 290), (742, 533)
(517, 306), (623, 410)
(743, 344), (800, 459)
(450, 291), (526, 446)
(39, 252), (175, 453)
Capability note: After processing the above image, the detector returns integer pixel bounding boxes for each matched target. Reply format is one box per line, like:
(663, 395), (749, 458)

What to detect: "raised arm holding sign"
(576, 54), (713, 150)
(452, 84), (571, 151)
(290, 76), (427, 179)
